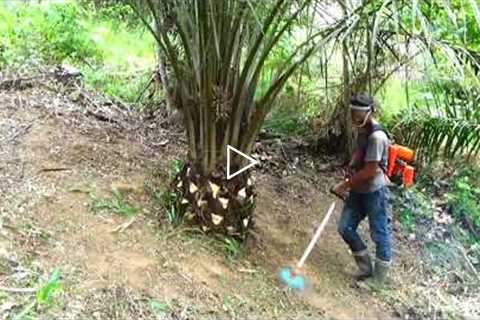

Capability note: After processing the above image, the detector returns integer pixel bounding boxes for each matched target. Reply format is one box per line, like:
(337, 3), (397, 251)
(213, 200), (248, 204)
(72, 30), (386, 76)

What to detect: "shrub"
(447, 174), (480, 231)
(264, 92), (314, 136)
(37, 4), (103, 65)
(0, 2), (102, 68)
(395, 186), (434, 232)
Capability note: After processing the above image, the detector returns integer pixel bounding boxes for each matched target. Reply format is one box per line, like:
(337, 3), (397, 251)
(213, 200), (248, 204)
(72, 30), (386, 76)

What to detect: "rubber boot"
(358, 258), (391, 291)
(373, 258), (390, 284)
(352, 250), (373, 281)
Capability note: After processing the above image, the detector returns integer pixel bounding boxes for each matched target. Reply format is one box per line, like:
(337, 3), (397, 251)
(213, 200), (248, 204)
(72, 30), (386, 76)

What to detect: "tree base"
(172, 162), (256, 240)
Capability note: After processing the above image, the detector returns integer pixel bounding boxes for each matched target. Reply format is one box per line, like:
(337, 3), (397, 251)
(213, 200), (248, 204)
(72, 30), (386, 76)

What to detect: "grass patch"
(158, 187), (185, 225)
(81, 12), (156, 102)
(12, 268), (63, 320)
(393, 161), (480, 284)
(222, 236), (241, 261)
(90, 188), (138, 216)
(36, 268), (62, 306)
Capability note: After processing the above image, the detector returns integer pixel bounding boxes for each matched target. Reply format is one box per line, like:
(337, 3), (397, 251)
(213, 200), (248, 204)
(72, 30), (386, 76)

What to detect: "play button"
(226, 145), (259, 180)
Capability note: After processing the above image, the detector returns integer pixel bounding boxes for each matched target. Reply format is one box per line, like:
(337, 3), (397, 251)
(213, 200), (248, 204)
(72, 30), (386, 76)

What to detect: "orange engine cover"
(387, 145), (416, 187)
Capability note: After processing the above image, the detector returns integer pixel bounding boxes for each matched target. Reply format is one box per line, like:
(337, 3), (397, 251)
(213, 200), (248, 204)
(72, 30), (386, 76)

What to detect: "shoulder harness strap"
(366, 123), (390, 174)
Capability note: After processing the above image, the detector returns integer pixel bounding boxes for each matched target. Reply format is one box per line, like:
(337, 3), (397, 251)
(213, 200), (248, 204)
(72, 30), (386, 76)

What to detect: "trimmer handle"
(296, 202), (336, 269)
(330, 188), (347, 201)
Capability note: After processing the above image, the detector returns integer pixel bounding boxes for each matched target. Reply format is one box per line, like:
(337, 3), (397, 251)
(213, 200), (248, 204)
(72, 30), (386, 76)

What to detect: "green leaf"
(36, 268), (62, 305)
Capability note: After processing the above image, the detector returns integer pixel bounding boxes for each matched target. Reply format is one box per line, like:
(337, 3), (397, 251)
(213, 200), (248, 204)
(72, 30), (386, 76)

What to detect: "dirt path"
(0, 91), (396, 319)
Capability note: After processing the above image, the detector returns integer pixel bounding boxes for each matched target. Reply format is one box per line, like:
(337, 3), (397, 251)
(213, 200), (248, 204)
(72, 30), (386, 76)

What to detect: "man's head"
(350, 93), (376, 128)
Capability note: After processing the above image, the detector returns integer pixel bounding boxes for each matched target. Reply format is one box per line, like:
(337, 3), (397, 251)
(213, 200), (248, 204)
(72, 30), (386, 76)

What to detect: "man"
(333, 92), (392, 285)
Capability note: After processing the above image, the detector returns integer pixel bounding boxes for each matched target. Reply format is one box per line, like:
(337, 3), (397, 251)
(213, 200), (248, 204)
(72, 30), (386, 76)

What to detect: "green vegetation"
(90, 188), (138, 216)
(447, 170), (480, 235)
(391, 163), (480, 320)
(12, 268), (63, 320)
(396, 188), (433, 233)
(0, 3), (102, 68)
(145, 160), (186, 225)
(395, 162), (480, 268)
(80, 4), (156, 102)
(2, 0), (479, 157)
(399, 82), (480, 161)
(157, 187), (185, 225)
(222, 236), (241, 261)
(36, 268), (63, 306)
(0, 1), (155, 103)
(149, 299), (170, 314)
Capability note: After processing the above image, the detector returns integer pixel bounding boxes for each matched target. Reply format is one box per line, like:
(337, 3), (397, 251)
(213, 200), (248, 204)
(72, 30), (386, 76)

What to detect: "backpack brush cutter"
(278, 202), (336, 292)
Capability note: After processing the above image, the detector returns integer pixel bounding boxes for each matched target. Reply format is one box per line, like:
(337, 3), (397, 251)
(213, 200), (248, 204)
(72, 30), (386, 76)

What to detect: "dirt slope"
(0, 89), (396, 319)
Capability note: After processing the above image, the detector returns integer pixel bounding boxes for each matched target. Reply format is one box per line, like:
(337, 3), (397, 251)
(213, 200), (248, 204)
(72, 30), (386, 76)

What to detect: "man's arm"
(334, 161), (379, 195)
(335, 131), (386, 194)
(345, 161), (379, 189)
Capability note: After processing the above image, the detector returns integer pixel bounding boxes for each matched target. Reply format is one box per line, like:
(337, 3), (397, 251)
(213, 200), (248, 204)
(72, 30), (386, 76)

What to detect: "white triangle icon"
(227, 145), (259, 180)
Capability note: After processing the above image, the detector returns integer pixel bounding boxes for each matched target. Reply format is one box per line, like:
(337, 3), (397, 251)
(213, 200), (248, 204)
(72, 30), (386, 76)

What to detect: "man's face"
(351, 109), (370, 127)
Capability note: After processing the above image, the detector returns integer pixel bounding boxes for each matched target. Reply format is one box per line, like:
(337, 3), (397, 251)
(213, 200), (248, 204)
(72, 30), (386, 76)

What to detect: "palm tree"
(126, 0), (346, 238)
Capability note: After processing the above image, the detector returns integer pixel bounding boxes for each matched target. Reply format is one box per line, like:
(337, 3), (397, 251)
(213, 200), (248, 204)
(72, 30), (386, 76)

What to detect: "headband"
(350, 103), (373, 111)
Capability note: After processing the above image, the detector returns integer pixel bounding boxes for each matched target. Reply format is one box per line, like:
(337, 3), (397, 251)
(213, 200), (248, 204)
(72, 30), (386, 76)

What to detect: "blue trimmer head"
(278, 267), (308, 291)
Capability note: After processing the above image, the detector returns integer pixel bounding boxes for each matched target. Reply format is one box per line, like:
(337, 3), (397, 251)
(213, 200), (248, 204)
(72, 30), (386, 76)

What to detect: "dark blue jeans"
(337, 186), (392, 262)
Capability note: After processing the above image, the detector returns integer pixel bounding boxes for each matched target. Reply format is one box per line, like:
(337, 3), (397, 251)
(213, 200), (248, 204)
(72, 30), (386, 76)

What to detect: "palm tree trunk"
(340, 1), (353, 161)
(157, 55), (173, 114)
(153, 18), (174, 115)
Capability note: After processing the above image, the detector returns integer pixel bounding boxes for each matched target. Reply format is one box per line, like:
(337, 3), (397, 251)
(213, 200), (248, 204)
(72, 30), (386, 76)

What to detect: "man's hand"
(331, 180), (350, 200)
(342, 166), (353, 179)
(347, 161), (380, 190)
(334, 180), (350, 194)
(333, 161), (380, 200)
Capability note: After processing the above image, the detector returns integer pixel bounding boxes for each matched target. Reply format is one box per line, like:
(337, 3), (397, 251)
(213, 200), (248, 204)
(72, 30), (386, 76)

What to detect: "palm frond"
(468, 0), (480, 27)
(399, 85), (480, 161)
